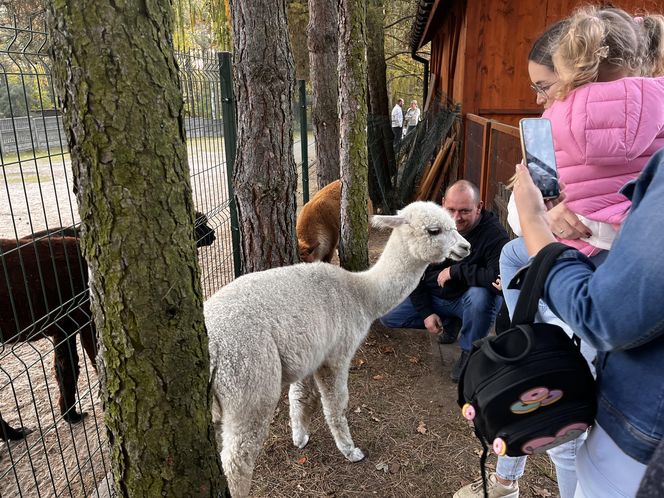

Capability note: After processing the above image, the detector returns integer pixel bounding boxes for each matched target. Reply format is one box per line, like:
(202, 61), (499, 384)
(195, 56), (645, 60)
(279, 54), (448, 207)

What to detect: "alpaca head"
(372, 201), (470, 264)
(195, 211), (216, 248)
(298, 239), (321, 262)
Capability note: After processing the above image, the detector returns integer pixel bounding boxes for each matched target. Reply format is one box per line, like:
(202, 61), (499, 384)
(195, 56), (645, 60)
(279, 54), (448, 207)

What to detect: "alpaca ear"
(371, 214), (408, 230)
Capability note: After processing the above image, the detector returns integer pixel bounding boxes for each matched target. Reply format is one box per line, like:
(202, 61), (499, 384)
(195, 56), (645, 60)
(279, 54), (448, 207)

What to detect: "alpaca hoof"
(293, 433), (310, 449)
(63, 410), (88, 424)
(1, 425), (33, 442)
(346, 447), (366, 462)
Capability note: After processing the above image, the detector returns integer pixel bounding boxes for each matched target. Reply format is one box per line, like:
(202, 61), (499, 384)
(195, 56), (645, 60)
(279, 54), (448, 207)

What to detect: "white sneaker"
(453, 473), (519, 498)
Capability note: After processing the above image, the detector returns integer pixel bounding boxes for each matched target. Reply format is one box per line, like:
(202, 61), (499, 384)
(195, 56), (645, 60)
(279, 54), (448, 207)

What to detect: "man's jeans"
(380, 287), (501, 352)
(496, 237), (607, 498)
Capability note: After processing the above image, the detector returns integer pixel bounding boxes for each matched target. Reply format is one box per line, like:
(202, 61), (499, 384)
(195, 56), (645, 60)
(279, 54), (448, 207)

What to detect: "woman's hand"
(513, 163), (556, 255)
(547, 201), (592, 239)
(514, 163), (548, 218)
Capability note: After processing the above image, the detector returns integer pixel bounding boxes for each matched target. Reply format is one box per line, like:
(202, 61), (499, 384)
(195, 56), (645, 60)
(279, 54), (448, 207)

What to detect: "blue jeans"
(574, 424), (646, 498)
(380, 287), (501, 352)
(496, 237), (607, 498)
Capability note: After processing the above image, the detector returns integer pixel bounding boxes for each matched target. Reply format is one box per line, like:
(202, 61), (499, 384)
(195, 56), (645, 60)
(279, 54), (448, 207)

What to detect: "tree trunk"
(231, 0), (299, 273)
(308, 0), (340, 190)
(338, 0), (369, 271)
(47, 2), (227, 496)
(367, 0), (396, 213)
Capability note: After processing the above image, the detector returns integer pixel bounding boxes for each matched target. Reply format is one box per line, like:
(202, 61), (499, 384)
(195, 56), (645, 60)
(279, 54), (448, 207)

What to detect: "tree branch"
(384, 15), (415, 30)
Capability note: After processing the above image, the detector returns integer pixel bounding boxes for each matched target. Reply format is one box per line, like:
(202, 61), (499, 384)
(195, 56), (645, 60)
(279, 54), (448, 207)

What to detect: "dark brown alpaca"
(1, 236), (97, 438)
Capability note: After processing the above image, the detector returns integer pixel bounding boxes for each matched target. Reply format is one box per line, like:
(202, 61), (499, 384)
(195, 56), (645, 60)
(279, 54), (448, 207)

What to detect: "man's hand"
(424, 314), (443, 335)
(492, 276), (502, 291)
(437, 268), (452, 288)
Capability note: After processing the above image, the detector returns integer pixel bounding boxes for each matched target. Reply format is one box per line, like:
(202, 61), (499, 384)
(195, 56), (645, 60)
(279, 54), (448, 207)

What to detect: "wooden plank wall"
(427, 0), (664, 126)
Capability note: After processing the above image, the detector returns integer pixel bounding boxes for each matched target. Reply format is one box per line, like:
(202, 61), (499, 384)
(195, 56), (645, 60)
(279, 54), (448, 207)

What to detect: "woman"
(512, 148), (664, 497)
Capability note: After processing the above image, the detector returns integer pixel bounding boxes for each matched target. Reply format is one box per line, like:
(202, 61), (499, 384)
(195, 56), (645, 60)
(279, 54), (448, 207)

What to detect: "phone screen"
(520, 118), (560, 199)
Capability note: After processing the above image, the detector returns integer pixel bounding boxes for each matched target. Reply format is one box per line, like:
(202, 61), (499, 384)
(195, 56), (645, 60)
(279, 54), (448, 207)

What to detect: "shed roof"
(409, 0), (448, 52)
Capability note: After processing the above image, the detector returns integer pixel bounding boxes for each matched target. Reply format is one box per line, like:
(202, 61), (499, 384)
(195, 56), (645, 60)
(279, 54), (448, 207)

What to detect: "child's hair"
(528, 20), (570, 70)
(640, 14), (664, 76)
(553, 6), (643, 97)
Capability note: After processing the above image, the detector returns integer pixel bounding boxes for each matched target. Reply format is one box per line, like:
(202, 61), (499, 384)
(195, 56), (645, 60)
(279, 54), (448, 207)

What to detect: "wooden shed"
(409, 0), (662, 207)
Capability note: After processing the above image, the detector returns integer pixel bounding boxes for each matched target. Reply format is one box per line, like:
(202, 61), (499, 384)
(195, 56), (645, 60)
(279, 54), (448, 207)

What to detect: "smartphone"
(519, 118), (560, 199)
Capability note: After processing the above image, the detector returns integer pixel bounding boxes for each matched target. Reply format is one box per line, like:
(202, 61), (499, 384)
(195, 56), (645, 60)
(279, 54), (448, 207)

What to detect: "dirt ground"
(248, 227), (559, 498)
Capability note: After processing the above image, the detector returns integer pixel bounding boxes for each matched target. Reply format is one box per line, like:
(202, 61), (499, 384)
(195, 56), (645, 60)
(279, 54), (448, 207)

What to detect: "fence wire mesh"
(0, 14), (262, 497)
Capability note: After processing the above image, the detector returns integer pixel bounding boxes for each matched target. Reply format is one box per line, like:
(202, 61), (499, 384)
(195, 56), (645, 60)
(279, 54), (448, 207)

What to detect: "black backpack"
(457, 243), (596, 490)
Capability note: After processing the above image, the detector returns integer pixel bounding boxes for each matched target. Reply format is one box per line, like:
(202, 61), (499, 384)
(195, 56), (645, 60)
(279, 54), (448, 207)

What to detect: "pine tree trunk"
(338, 0), (369, 271)
(308, 0), (340, 190)
(231, 0), (299, 273)
(47, 2), (227, 496)
(367, 0), (396, 212)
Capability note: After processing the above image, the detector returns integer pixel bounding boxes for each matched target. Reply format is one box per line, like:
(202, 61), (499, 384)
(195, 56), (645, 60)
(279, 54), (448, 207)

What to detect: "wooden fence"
(462, 114), (520, 235)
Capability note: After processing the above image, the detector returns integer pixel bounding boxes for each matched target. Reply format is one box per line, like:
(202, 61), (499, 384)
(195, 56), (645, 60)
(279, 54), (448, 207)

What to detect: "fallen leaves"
(532, 486), (553, 497)
(372, 374), (384, 381)
(375, 461), (402, 474)
(296, 457), (307, 465)
(416, 420), (427, 434)
(408, 355), (420, 364)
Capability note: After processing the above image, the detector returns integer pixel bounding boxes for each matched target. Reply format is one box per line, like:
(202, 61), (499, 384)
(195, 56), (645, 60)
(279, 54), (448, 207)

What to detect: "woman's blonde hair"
(641, 14), (664, 76)
(552, 6), (642, 98)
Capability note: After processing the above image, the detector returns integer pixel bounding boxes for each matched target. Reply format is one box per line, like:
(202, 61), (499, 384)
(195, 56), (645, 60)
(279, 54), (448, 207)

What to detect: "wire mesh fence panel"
(176, 49), (236, 297)
(0, 17), (237, 498)
(0, 12), (112, 498)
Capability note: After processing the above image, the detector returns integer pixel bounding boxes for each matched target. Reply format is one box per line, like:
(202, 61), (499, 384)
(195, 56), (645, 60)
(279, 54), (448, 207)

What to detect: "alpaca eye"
(426, 227), (441, 236)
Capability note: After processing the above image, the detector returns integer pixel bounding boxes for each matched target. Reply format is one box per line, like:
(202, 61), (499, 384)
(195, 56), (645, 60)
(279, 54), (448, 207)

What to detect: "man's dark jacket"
(410, 210), (509, 319)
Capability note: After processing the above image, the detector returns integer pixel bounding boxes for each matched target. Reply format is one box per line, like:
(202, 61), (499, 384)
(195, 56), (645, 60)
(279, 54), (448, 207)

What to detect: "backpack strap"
(511, 242), (571, 326)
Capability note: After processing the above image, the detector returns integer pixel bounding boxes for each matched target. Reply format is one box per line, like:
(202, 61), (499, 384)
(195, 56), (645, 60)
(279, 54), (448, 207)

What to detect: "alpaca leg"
(314, 364), (365, 462)
(53, 331), (84, 423)
(288, 375), (320, 448)
(79, 322), (98, 372)
(0, 415), (32, 442)
(211, 343), (282, 498)
(220, 400), (278, 498)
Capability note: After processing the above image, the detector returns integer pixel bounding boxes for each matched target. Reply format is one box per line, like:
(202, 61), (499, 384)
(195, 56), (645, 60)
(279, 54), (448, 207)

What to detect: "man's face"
(398, 99), (404, 106)
(442, 188), (482, 235)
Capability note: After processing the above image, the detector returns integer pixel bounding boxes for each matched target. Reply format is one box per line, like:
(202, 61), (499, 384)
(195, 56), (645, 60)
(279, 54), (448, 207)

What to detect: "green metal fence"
(0, 12), (314, 494)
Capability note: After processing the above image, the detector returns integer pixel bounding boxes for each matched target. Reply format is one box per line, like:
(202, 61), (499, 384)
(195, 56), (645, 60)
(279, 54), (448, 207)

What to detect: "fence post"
(218, 51), (243, 278)
(298, 79), (309, 204)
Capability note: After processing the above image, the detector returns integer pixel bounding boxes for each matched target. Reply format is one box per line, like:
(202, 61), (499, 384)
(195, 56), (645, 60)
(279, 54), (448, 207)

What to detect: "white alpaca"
(205, 201), (470, 497)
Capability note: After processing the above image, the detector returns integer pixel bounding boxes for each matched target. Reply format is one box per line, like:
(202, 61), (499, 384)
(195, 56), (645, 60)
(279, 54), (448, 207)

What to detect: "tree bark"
(231, 0), (299, 273)
(47, 2), (227, 496)
(308, 0), (340, 189)
(367, 0), (396, 212)
(338, 0), (369, 271)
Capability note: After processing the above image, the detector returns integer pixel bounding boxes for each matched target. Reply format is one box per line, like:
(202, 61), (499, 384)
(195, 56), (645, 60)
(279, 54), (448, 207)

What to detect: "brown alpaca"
(297, 180), (341, 262)
(297, 180), (373, 263)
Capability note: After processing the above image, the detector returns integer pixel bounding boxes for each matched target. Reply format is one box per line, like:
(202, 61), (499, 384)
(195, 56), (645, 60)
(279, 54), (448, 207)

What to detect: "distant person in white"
(391, 98), (404, 147)
(403, 100), (420, 137)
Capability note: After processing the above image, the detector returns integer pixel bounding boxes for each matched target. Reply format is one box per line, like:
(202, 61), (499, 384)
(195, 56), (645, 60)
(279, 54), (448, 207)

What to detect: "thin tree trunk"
(338, 0), (369, 271)
(367, 0), (396, 212)
(231, 0), (299, 273)
(47, 2), (227, 496)
(308, 0), (340, 189)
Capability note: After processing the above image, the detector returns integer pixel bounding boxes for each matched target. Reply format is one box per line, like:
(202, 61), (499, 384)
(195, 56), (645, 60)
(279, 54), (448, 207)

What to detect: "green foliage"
(173, 0), (233, 51)
(0, 74), (49, 118)
(384, 0), (425, 107)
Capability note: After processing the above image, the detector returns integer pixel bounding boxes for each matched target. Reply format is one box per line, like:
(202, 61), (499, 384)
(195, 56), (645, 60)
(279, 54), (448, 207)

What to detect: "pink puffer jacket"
(543, 76), (664, 255)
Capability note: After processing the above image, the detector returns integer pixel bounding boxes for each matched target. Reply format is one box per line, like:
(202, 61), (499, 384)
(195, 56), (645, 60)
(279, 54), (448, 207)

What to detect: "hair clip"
(594, 45), (609, 60)
(634, 16), (644, 24)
